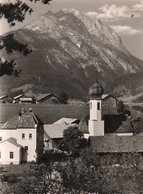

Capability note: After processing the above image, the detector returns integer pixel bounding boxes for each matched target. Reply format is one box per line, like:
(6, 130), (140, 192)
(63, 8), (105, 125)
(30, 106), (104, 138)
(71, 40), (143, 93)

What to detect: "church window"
(22, 133), (25, 139)
(97, 102), (100, 110)
(10, 152), (14, 159)
(29, 133), (32, 139)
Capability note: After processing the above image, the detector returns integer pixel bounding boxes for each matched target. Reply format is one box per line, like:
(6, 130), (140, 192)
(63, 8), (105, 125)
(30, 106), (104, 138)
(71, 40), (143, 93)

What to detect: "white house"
(0, 108), (43, 164)
(0, 138), (22, 164)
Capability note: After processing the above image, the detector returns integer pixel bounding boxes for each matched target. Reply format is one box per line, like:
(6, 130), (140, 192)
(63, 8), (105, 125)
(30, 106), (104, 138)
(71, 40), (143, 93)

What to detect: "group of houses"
(0, 93), (60, 104)
(0, 82), (142, 165)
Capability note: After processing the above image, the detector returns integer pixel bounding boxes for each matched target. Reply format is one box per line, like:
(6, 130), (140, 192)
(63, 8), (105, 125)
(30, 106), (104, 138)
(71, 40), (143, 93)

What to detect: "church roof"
(89, 82), (104, 99)
(89, 134), (143, 153)
(79, 116), (89, 134)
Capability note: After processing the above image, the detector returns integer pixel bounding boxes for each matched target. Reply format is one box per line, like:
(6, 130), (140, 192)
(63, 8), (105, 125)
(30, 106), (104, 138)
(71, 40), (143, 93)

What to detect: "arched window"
(97, 102), (100, 110)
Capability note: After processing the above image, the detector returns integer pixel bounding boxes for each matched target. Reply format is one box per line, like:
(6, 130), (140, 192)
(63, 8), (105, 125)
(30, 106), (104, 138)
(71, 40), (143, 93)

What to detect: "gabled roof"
(1, 111), (40, 129)
(0, 95), (8, 100)
(0, 137), (22, 148)
(36, 93), (55, 101)
(89, 134), (143, 153)
(115, 117), (133, 133)
(79, 116), (89, 134)
(53, 118), (79, 124)
(102, 94), (117, 100)
(44, 124), (75, 139)
(13, 94), (24, 100)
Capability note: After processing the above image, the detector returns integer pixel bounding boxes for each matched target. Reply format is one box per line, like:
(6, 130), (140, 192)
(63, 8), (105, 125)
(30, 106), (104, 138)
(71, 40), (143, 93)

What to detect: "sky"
(0, 0), (143, 60)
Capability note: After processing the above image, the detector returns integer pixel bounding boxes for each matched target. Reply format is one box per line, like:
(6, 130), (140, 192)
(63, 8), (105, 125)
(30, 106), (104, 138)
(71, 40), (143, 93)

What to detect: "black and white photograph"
(0, 0), (143, 193)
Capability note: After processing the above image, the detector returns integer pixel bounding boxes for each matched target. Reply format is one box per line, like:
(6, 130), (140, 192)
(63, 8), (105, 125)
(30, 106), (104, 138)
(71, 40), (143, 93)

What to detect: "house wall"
(0, 142), (21, 164)
(0, 128), (37, 162)
(44, 138), (62, 150)
(0, 130), (16, 141)
(17, 128), (37, 162)
(102, 97), (117, 108)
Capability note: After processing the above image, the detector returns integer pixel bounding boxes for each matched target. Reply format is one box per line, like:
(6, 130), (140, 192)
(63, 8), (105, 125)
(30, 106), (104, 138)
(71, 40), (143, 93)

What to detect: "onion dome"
(89, 82), (103, 99)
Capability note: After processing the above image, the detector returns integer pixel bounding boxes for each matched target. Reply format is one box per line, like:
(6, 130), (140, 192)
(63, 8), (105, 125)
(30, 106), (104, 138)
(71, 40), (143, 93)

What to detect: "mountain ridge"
(0, 9), (143, 98)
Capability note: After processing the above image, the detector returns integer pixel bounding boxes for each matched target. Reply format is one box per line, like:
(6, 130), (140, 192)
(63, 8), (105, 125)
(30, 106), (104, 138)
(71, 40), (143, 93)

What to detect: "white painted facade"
(0, 141), (21, 164)
(89, 99), (104, 136)
(0, 128), (37, 162)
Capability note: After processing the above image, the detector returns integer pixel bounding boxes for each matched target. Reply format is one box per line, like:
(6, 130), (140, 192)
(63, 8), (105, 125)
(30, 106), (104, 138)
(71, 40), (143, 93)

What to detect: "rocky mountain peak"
(1, 9), (143, 97)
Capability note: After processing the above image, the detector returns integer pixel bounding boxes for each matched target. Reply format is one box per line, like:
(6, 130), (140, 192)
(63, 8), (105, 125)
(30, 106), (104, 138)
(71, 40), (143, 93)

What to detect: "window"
(10, 152), (14, 159)
(29, 133), (32, 139)
(0, 137), (2, 141)
(22, 133), (25, 139)
(25, 146), (28, 151)
(0, 152), (1, 158)
(97, 102), (100, 110)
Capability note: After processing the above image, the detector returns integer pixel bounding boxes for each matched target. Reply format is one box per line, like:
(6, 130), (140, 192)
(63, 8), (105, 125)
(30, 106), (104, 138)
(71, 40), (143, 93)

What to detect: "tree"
(117, 100), (125, 114)
(58, 126), (87, 157)
(130, 115), (143, 134)
(8, 163), (64, 194)
(59, 91), (69, 104)
(0, 0), (52, 76)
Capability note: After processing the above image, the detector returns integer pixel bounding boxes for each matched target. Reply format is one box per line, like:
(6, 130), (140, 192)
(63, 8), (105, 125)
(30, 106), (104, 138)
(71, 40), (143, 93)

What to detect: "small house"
(53, 118), (79, 125)
(0, 95), (8, 103)
(44, 124), (75, 150)
(36, 93), (59, 104)
(19, 97), (35, 104)
(13, 94), (25, 103)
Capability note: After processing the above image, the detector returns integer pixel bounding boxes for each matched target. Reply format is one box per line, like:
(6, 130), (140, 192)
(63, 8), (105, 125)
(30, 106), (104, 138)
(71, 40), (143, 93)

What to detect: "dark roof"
(1, 111), (40, 129)
(0, 137), (22, 148)
(0, 104), (89, 124)
(89, 134), (143, 153)
(0, 95), (8, 100)
(115, 118), (133, 133)
(36, 93), (58, 101)
(102, 94), (118, 101)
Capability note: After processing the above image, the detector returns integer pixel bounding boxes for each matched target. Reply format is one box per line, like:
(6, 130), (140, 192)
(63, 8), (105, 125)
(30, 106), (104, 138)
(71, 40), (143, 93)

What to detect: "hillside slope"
(0, 9), (143, 98)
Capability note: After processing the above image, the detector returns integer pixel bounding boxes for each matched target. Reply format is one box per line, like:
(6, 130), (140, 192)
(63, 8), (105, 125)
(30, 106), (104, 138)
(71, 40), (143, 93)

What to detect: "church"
(0, 82), (143, 164)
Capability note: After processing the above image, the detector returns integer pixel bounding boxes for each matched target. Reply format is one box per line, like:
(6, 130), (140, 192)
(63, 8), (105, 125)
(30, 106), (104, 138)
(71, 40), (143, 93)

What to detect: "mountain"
(0, 9), (143, 98)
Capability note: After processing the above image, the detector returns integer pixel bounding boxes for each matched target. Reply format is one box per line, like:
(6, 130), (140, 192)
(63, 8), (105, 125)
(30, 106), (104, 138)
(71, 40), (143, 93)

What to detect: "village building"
(0, 82), (142, 164)
(12, 94), (25, 103)
(0, 108), (43, 164)
(102, 94), (118, 107)
(19, 97), (35, 104)
(0, 95), (8, 103)
(36, 93), (59, 104)
(44, 124), (75, 150)
(53, 118), (79, 125)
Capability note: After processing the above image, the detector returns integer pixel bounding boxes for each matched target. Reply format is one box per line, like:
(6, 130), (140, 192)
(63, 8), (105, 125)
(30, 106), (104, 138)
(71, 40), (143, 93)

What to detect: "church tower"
(88, 82), (104, 136)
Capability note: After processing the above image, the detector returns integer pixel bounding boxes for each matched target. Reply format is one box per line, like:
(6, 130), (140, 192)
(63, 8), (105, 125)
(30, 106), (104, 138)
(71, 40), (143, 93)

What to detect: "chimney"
(29, 107), (32, 112)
